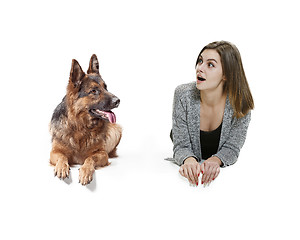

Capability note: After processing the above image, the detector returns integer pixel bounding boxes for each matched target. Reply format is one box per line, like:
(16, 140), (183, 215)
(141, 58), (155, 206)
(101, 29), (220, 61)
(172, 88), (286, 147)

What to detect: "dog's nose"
(112, 97), (120, 107)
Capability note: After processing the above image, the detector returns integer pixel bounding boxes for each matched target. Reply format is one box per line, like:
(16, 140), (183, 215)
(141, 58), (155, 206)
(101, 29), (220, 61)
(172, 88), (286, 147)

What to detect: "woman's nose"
(196, 64), (204, 73)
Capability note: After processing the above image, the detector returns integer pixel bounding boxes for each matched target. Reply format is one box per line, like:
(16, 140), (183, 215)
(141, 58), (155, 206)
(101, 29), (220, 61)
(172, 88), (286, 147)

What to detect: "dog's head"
(67, 54), (120, 124)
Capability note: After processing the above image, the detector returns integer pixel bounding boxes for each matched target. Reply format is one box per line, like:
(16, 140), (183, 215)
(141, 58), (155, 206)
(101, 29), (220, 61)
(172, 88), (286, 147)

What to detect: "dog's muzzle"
(112, 97), (120, 108)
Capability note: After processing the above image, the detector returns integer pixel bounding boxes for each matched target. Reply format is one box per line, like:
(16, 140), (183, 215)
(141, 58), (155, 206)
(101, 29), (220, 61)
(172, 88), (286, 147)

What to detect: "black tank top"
(200, 123), (222, 160)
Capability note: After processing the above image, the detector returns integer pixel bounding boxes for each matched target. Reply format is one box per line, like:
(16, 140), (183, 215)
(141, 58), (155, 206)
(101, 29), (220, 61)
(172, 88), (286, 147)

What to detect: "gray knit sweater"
(169, 82), (251, 167)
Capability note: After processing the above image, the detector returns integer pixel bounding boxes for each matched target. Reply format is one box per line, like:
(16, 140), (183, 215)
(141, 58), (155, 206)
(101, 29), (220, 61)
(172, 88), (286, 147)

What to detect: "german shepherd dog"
(50, 54), (122, 185)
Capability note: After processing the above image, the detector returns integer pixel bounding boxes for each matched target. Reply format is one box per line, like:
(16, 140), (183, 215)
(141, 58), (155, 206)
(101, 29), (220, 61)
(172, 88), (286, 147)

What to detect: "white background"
(1, 0), (299, 239)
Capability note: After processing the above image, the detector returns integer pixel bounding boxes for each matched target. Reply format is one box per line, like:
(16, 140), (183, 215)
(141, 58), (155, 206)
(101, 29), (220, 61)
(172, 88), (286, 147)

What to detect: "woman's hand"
(200, 156), (221, 186)
(179, 157), (201, 186)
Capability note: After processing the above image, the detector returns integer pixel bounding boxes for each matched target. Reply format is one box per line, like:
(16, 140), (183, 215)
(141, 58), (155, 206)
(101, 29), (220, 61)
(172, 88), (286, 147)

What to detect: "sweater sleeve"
(213, 111), (251, 167)
(172, 87), (199, 165)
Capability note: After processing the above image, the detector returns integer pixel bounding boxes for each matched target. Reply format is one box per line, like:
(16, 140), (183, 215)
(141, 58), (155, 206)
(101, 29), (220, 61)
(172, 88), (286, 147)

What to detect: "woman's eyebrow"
(207, 58), (218, 63)
(200, 55), (218, 63)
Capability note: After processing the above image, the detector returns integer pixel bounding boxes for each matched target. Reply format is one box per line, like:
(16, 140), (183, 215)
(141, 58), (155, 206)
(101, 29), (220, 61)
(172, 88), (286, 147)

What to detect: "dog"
(49, 54), (122, 185)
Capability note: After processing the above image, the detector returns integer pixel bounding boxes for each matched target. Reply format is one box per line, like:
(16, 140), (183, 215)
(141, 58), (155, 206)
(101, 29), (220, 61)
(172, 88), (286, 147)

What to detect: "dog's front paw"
(54, 161), (70, 179)
(79, 164), (95, 185)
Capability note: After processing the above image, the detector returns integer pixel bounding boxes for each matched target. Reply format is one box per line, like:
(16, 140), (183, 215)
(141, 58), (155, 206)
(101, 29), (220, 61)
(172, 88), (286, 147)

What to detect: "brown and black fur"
(50, 54), (122, 185)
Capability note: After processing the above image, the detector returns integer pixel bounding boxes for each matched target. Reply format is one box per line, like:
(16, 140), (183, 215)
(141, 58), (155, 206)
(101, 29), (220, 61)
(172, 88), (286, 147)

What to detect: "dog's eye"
(89, 89), (99, 95)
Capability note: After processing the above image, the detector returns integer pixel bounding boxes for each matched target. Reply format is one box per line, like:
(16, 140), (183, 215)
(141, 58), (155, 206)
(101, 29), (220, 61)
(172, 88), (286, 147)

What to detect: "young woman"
(170, 41), (254, 187)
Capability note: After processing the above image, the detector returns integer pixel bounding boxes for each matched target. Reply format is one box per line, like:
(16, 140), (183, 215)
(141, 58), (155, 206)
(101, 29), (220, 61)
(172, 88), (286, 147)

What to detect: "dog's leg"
(105, 124), (122, 157)
(50, 150), (70, 180)
(79, 151), (109, 185)
(50, 140), (70, 179)
(108, 147), (118, 158)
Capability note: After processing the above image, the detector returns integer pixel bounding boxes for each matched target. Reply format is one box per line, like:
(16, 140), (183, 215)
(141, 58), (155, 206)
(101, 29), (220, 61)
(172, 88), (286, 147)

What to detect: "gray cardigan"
(170, 82), (251, 167)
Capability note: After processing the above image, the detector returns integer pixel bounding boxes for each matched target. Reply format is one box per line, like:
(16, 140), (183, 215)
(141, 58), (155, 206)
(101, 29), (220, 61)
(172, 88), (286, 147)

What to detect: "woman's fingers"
(187, 166), (198, 185)
(179, 163), (200, 186)
(200, 163), (205, 176)
(206, 165), (216, 185)
(196, 163), (201, 179)
(200, 161), (220, 186)
(192, 166), (199, 186)
(180, 159), (220, 187)
(180, 161), (220, 187)
(181, 166), (190, 180)
(211, 165), (220, 182)
(179, 157), (222, 187)
(179, 166), (184, 177)
(201, 163), (211, 185)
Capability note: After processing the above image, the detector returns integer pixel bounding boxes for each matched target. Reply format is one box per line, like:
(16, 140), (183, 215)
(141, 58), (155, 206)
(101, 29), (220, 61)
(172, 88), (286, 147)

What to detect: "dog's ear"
(70, 59), (85, 87)
(87, 54), (99, 74)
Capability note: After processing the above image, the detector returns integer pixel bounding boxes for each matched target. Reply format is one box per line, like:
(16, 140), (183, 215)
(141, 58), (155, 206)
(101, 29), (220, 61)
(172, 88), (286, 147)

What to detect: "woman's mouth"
(197, 76), (206, 82)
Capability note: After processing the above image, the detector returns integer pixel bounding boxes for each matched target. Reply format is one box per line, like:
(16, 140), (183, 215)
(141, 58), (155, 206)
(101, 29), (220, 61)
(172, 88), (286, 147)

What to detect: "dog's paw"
(54, 161), (70, 179)
(78, 164), (95, 185)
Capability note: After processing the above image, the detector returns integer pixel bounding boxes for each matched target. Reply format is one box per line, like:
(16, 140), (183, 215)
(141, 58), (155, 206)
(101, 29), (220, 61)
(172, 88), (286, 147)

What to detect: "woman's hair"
(196, 41), (254, 119)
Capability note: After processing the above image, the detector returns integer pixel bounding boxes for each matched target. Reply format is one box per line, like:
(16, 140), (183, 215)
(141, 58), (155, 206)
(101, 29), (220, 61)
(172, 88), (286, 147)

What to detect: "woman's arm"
(199, 113), (251, 186)
(172, 87), (199, 166)
(213, 111), (251, 167)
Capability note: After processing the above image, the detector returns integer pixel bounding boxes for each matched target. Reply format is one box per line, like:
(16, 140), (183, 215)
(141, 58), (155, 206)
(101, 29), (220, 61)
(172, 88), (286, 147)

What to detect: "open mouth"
(90, 109), (116, 123)
(197, 76), (206, 82)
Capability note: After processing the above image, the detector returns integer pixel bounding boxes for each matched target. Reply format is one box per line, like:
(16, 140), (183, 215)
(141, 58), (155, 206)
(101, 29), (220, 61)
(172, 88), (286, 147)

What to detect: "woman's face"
(196, 49), (224, 91)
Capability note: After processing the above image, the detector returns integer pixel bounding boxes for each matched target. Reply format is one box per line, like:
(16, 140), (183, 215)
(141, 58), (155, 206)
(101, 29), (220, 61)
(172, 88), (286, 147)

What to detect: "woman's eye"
(208, 63), (214, 67)
(198, 59), (203, 64)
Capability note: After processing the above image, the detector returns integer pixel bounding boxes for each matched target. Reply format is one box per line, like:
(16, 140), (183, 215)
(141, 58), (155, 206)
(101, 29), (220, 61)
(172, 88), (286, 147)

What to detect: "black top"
(200, 123), (222, 160)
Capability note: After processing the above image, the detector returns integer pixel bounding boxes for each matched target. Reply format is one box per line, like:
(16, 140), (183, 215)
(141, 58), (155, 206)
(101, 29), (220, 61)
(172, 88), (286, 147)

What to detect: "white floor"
(1, 1), (299, 239)
(2, 112), (299, 239)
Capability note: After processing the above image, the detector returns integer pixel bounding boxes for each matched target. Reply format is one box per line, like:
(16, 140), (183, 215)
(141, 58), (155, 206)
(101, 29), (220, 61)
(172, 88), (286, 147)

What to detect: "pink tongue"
(104, 111), (116, 123)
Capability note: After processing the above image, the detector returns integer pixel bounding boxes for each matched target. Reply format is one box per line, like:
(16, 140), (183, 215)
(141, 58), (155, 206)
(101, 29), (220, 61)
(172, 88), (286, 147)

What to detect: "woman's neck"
(200, 88), (226, 107)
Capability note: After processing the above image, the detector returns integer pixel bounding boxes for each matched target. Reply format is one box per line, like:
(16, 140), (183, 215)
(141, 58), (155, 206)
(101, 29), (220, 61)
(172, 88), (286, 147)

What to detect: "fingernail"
(201, 181), (203, 185)
(196, 182), (198, 186)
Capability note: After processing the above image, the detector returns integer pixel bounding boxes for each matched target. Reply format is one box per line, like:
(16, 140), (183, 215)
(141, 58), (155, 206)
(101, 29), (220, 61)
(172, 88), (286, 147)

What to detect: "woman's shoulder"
(174, 82), (198, 99)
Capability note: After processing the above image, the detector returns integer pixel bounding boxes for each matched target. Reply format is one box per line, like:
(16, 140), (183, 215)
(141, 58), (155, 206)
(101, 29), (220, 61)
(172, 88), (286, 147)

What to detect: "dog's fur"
(49, 54), (122, 185)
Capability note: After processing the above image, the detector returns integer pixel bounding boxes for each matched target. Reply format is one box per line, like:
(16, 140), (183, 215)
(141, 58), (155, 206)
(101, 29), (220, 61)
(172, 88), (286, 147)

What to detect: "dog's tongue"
(104, 111), (116, 123)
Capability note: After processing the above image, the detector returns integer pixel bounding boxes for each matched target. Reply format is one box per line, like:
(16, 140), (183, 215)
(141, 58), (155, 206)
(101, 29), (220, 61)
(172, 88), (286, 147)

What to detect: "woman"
(170, 41), (254, 187)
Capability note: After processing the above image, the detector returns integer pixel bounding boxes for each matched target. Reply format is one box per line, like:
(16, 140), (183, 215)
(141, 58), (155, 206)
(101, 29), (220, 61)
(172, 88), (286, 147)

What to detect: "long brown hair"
(196, 41), (254, 119)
